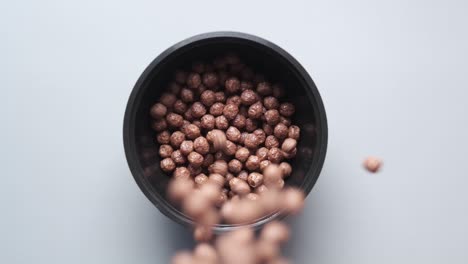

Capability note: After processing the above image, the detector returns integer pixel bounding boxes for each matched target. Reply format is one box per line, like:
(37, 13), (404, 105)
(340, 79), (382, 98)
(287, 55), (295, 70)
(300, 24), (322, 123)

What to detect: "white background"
(1, 0), (468, 263)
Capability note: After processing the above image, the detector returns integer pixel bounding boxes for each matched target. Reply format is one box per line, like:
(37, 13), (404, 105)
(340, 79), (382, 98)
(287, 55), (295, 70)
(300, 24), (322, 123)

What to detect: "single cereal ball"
(156, 131), (171, 144)
(179, 140), (193, 156)
(191, 102), (207, 119)
(288, 125), (300, 140)
(225, 77), (240, 94)
(264, 110), (280, 126)
(208, 160), (228, 176)
(184, 124), (200, 140)
(226, 95), (241, 106)
(281, 138), (297, 153)
(228, 159), (243, 174)
(235, 147), (250, 162)
(263, 124), (274, 136)
(194, 137), (210, 155)
(274, 123), (289, 139)
(232, 114), (246, 129)
(281, 188), (305, 214)
(188, 152), (204, 167)
(186, 73), (201, 89)
(171, 150), (186, 165)
(253, 129), (266, 145)
(256, 147), (269, 161)
(279, 116), (291, 126)
(173, 166), (191, 179)
(259, 160), (271, 171)
(215, 116), (229, 130)
(167, 178), (194, 204)
(255, 184), (269, 194)
(223, 140), (237, 156)
(209, 173), (225, 187)
(215, 91), (226, 103)
(160, 158), (176, 172)
(272, 83), (285, 98)
(265, 135), (280, 149)
(245, 118), (258, 132)
(180, 88), (194, 103)
(226, 126), (241, 142)
(244, 133), (260, 149)
(202, 72), (218, 88)
(223, 104), (239, 120)
(248, 101), (263, 119)
(283, 147), (297, 159)
(279, 162), (292, 177)
(268, 147), (284, 164)
(159, 144), (173, 158)
(279, 102), (295, 117)
(182, 191), (210, 218)
(240, 89), (258, 106)
(263, 164), (283, 187)
(229, 178), (251, 195)
(151, 119), (167, 132)
(238, 170), (249, 181)
(192, 120), (201, 129)
(261, 221), (290, 244)
(363, 156), (382, 173)
(174, 70), (187, 84)
(170, 131), (185, 148)
(263, 96), (279, 110)
(247, 172), (263, 188)
(173, 100), (188, 114)
(203, 153), (214, 168)
(194, 243), (218, 264)
(150, 103), (167, 119)
(194, 173), (209, 186)
(166, 113), (184, 128)
(257, 82), (272, 96)
(207, 130), (227, 151)
(200, 90), (216, 107)
(160, 93), (177, 108)
(245, 155), (260, 171)
(200, 114), (216, 130)
(209, 102), (225, 116)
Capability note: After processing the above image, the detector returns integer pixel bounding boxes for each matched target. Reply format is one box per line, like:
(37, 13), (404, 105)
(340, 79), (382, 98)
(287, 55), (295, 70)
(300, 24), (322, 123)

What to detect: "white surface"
(1, 0), (468, 263)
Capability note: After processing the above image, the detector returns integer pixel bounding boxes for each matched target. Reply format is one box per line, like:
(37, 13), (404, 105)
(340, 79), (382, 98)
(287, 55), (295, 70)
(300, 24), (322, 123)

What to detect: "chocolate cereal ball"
(262, 123), (274, 136)
(209, 102), (224, 116)
(247, 172), (263, 188)
(264, 110), (280, 126)
(171, 150), (186, 165)
(200, 90), (216, 107)
(200, 114), (215, 130)
(245, 155), (260, 171)
(191, 102), (207, 118)
(208, 160), (228, 176)
(194, 173), (209, 186)
(188, 164), (202, 176)
(150, 103), (167, 119)
(180, 88), (195, 103)
(194, 136), (210, 155)
(268, 147), (284, 164)
(288, 125), (300, 140)
(257, 82), (272, 96)
(152, 119), (167, 132)
(160, 158), (176, 172)
(238, 170), (249, 181)
(184, 124), (200, 140)
(281, 138), (297, 153)
(188, 152), (204, 167)
(256, 147), (269, 161)
(174, 167), (191, 179)
(265, 135), (280, 149)
(159, 93), (177, 108)
(259, 160), (271, 171)
(235, 147), (250, 162)
(253, 129), (266, 145)
(279, 102), (295, 117)
(157, 131), (171, 144)
(206, 130), (227, 152)
(248, 101), (263, 119)
(187, 73), (201, 89)
(228, 159), (243, 174)
(159, 144), (173, 158)
(223, 140), (237, 156)
(244, 133), (260, 149)
(179, 140), (194, 156)
(226, 126), (241, 142)
(170, 131), (185, 148)
(173, 100), (188, 114)
(245, 118), (258, 132)
(215, 116), (229, 130)
(215, 92), (226, 103)
(223, 104), (239, 120)
(279, 116), (291, 126)
(225, 77), (240, 94)
(263, 96), (279, 110)
(166, 113), (184, 128)
(279, 162), (292, 177)
(274, 123), (289, 139)
(202, 72), (218, 88)
(240, 89), (258, 106)
(232, 114), (246, 129)
(226, 95), (241, 106)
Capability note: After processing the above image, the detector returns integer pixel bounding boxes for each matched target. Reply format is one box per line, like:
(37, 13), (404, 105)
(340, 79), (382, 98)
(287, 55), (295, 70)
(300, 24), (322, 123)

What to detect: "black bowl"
(123, 32), (328, 231)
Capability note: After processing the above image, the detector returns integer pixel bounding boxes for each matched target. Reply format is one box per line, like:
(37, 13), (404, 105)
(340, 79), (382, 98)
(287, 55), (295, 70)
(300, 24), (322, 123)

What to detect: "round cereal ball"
(156, 131), (171, 144)
(247, 172), (263, 188)
(194, 136), (210, 155)
(206, 129), (227, 152)
(173, 100), (188, 114)
(180, 88), (195, 103)
(245, 118), (258, 132)
(281, 138), (297, 153)
(192, 120), (201, 129)
(244, 133), (260, 149)
(166, 113), (184, 128)
(215, 116), (229, 130)
(223, 104), (239, 120)
(200, 90), (216, 107)
(209, 102), (225, 116)
(272, 83), (285, 98)
(150, 103), (167, 119)
(179, 140), (194, 156)
(263, 123), (274, 136)
(151, 119), (167, 132)
(268, 147), (284, 164)
(238, 170), (249, 181)
(188, 164), (203, 176)
(264, 110), (280, 126)
(253, 129), (266, 145)
(215, 91), (226, 103)
(174, 166), (191, 180)
(274, 123), (289, 139)
(159, 93), (177, 108)
(259, 160), (271, 171)
(279, 116), (291, 126)
(229, 177), (250, 196)
(256, 147), (269, 161)
(225, 77), (240, 94)
(191, 102), (207, 119)
(235, 147), (250, 162)
(363, 156), (382, 173)
(232, 114), (246, 129)
(283, 147), (297, 159)
(263, 164), (283, 187)
(241, 81), (254, 92)
(170, 131), (185, 148)
(226, 126), (241, 142)
(288, 125), (300, 140)
(171, 150), (186, 165)
(188, 152), (204, 167)
(223, 140), (237, 156)
(279, 102), (295, 117)
(257, 82), (272, 96)
(248, 101), (263, 119)
(184, 124), (201, 140)
(263, 96), (279, 110)
(239, 132), (248, 145)
(187, 73), (201, 89)
(209, 173), (225, 187)
(202, 72), (218, 88)
(200, 114), (215, 130)
(184, 109), (194, 122)
(174, 70), (187, 84)
(208, 160), (228, 176)
(226, 95), (241, 106)
(240, 89), (258, 106)
(159, 144), (173, 158)
(265, 135), (280, 149)
(194, 173), (208, 186)
(228, 159), (243, 174)
(160, 158), (176, 172)
(279, 162), (292, 177)
(245, 155), (260, 171)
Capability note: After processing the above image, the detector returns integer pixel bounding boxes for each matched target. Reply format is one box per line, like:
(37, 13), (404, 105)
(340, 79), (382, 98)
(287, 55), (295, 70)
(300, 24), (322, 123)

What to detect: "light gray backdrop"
(1, 0), (467, 263)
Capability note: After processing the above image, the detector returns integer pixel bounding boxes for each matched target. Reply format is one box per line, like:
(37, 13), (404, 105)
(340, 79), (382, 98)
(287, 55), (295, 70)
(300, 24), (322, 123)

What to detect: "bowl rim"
(123, 31), (328, 232)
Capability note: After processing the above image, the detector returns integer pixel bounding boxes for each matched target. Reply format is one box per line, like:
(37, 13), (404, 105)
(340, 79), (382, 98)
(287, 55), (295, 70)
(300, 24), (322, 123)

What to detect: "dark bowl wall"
(124, 32), (328, 229)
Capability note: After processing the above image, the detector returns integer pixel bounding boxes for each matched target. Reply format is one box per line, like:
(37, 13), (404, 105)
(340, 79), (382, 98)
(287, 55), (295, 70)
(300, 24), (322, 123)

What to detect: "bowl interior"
(124, 34), (327, 229)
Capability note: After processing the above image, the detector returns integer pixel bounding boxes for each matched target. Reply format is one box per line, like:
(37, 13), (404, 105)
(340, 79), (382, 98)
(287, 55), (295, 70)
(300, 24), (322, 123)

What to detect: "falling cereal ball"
(171, 251), (193, 264)
(363, 156), (382, 173)
(193, 243), (218, 264)
(280, 188), (305, 215)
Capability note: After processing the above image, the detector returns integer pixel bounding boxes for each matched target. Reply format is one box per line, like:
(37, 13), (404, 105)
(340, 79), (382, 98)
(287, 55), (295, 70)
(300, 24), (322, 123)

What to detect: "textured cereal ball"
(223, 104), (239, 120)
(263, 164), (283, 187)
(238, 170), (249, 181)
(188, 152), (204, 167)
(174, 70), (187, 84)
(206, 130), (227, 152)
(202, 153), (214, 168)
(214, 92), (226, 103)
(183, 109), (194, 122)
(265, 135), (280, 149)
(179, 140), (194, 156)
(209, 102), (225, 116)
(239, 132), (248, 145)
(263, 96), (279, 110)
(173, 100), (188, 114)
(248, 101), (263, 119)
(200, 114), (215, 130)
(245, 155), (260, 171)
(167, 178), (194, 204)
(235, 147), (250, 162)
(228, 159), (243, 174)
(160, 158), (176, 172)
(264, 110), (280, 126)
(283, 147), (297, 159)
(166, 113), (184, 128)
(279, 116), (291, 126)
(274, 123), (289, 139)
(244, 133), (260, 149)
(256, 82), (272, 96)
(209, 173), (225, 187)
(240, 81), (254, 92)
(232, 114), (246, 129)
(159, 93), (177, 108)
(281, 138), (297, 153)
(268, 147), (284, 164)
(151, 119), (167, 132)
(224, 140), (237, 156)
(200, 90), (216, 107)
(169, 131), (185, 147)
(272, 83), (285, 98)
(184, 124), (200, 140)
(159, 144), (173, 158)
(363, 156), (382, 173)
(180, 88), (194, 103)
(253, 129), (266, 145)
(229, 178), (250, 196)
(259, 160), (271, 171)
(171, 150), (186, 165)
(174, 167), (191, 180)
(194, 137), (210, 155)
(191, 102), (207, 119)
(214, 116), (228, 130)
(288, 125), (300, 140)
(240, 89), (258, 106)
(256, 147), (269, 161)
(247, 172), (263, 188)
(150, 103), (167, 119)
(194, 173), (209, 186)
(186, 73), (201, 89)
(226, 95), (241, 106)
(279, 103), (295, 117)
(226, 126), (241, 142)
(245, 118), (258, 132)
(156, 131), (171, 144)
(225, 77), (240, 94)
(279, 162), (292, 177)
(208, 160), (228, 176)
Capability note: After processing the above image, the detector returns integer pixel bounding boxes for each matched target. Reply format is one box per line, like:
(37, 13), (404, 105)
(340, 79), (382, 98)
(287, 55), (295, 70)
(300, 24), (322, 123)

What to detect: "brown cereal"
(150, 103), (167, 119)
(209, 102), (225, 116)
(282, 147), (297, 159)
(255, 184), (269, 194)
(237, 170), (249, 181)
(223, 104), (239, 120)
(215, 92), (226, 103)
(223, 140), (237, 156)
(209, 173), (225, 187)
(265, 135), (280, 149)
(248, 101), (263, 119)
(229, 177), (250, 195)
(180, 88), (195, 103)
(257, 82), (272, 96)
(279, 102), (295, 117)
(173, 100), (188, 114)
(268, 147), (284, 163)
(202, 72), (218, 88)
(235, 147), (250, 162)
(264, 110), (280, 126)
(226, 126), (241, 142)
(256, 147), (269, 161)
(151, 119), (167, 132)
(174, 166), (191, 179)
(240, 89), (258, 106)
(202, 153), (214, 168)
(206, 130), (227, 152)
(217, 71), (229, 86)
(187, 73), (201, 89)
(226, 95), (241, 106)
(194, 136), (210, 155)
(279, 116), (291, 126)
(160, 93), (177, 108)
(259, 160), (271, 171)
(200, 90), (216, 107)
(241, 81), (254, 92)
(188, 164), (202, 176)
(225, 77), (240, 94)
(159, 144), (173, 158)
(245, 155), (260, 171)
(215, 116), (229, 130)
(191, 102), (207, 118)
(281, 138), (297, 153)
(208, 160), (228, 176)
(170, 131), (185, 148)
(247, 172), (263, 188)
(244, 133), (260, 149)
(239, 132), (249, 145)
(194, 173), (209, 186)
(184, 124), (201, 140)
(183, 109), (194, 121)
(253, 129), (266, 145)
(288, 125), (300, 140)
(272, 83), (285, 98)
(232, 114), (246, 129)
(171, 150), (187, 165)
(279, 162), (292, 177)
(188, 152), (204, 167)
(200, 114), (216, 130)
(179, 140), (193, 156)
(245, 118), (258, 132)
(160, 158), (176, 172)
(363, 156), (382, 173)
(228, 159), (243, 174)
(263, 96), (279, 110)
